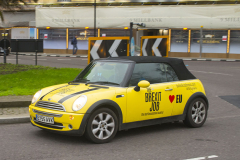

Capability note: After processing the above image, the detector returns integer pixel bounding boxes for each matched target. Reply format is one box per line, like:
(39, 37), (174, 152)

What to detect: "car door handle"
(165, 88), (173, 91)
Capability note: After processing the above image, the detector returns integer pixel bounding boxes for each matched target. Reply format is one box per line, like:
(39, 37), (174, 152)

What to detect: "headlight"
(31, 90), (42, 104)
(72, 95), (87, 111)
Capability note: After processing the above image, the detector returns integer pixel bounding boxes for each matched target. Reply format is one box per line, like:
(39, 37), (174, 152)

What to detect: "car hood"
(37, 83), (117, 113)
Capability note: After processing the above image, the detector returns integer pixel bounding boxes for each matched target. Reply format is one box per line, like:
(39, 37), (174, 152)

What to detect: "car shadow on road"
(32, 122), (189, 145)
(115, 122), (187, 140)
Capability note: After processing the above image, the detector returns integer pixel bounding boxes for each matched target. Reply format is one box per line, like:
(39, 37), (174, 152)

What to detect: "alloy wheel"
(91, 112), (115, 140)
(191, 101), (206, 124)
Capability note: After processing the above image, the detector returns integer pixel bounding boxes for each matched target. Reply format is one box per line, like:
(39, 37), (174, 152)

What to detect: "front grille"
(33, 118), (64, 129)
(35, 101), (66, 112)
(33, 109), (63, 117)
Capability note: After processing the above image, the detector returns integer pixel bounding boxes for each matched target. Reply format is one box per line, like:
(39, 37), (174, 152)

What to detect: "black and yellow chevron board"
(88, 37), (130, 63)
(140, 36), (169, 57)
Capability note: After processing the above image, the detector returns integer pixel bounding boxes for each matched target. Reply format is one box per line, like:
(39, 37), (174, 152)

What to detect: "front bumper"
(29, 105), (85, 136)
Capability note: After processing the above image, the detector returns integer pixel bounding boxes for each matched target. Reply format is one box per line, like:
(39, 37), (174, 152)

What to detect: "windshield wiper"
(68, 79), (89, 84)
(68, 80), (78, 85)
(85, 81), (119, 86)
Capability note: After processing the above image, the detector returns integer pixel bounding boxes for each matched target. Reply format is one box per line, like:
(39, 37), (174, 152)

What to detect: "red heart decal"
(169, 95), (175, 103)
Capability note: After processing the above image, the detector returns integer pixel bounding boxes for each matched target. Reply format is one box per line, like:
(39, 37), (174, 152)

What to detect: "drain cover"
(219, 95), (240, 109)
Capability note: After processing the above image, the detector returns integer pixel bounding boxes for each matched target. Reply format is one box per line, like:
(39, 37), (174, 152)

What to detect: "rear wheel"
(85, 108), (118, 143)
(183, 98), (208, 128)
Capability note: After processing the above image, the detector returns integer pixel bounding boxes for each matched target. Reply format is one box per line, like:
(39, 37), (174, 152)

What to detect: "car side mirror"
(134, 80), (150, 92)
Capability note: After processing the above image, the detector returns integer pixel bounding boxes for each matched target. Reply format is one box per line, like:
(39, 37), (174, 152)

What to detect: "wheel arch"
(183, 92), (209, 116)
(78, 99), (123, 136)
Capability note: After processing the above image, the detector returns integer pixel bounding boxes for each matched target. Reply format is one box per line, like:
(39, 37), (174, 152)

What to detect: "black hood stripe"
(39, 85), (69, 100)
(58, 88), (99, 104)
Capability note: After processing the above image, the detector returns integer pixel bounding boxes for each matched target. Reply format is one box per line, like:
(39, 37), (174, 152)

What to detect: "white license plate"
(36, 114), (54, 124)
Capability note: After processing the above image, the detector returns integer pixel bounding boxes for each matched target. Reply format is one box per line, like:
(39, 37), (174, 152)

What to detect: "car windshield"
(74, 61), (131, 86)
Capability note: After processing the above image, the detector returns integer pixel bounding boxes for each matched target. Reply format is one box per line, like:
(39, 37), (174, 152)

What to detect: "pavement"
(10, 52), (88, 58)
(1, 53), (240, 125)
(8, 52), (240, 62)
(0, 95), (32, 124)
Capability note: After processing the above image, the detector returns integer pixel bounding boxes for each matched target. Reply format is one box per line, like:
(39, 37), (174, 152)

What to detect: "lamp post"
(94, 0), (96, 37)
(200, 26), (203, 58)
(3, 30), (7, 64)
(129, 22), (146, 56)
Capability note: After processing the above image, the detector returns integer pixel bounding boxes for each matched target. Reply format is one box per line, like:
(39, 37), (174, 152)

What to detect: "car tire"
(183, 98), (208, 128)
(85, 108), (118, 144)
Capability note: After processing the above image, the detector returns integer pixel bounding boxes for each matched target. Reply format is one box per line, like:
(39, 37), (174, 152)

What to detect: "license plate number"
(36, 114), (54, 124)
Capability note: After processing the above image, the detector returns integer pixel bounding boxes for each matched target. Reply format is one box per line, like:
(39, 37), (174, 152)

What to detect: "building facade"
(1, 0), (240, 58)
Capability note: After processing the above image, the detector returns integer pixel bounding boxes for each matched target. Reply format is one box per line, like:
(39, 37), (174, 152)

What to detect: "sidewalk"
(177, 57), (240, 62)
(9, 52), (240, 62)
(10, 52), (88, 58)
(0, 95), (32, 124)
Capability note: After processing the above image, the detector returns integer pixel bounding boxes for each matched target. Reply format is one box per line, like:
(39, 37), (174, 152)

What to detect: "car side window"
(129, 63), (168, 86)
(164, 63), (179, 82)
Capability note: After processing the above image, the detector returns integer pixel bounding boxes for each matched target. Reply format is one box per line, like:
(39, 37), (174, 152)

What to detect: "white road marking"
(184, 157), (205, 160)
(184, 155), (218, 160)
(6, 59), (21, 60)
(152, 38), (162, 57)
(50, 55), (56, 57)
(189, 70), (233, 76)
(70, 56), (77, 58)
(109, 40), (121, 57)
(208, 155), (218, 158)
(57, 59), (71, 60)
(183, 59), (192, 60)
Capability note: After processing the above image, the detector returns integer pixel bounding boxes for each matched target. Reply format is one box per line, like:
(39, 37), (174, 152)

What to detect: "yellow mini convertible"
(29, 57), (208, 143)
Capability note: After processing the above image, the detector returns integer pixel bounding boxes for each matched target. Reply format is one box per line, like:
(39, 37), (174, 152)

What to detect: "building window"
(190, 30), (200, 53)
(100, 29), (130, 37)
(229, 30), (240, 54)
(201, 30), (228, 53)
(170, 30), (188, 52)
(68, 29), (93, 50)
(39, 29), (66, 49)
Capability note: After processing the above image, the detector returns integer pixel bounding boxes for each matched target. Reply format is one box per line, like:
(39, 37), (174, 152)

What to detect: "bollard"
(3, 39), (6, 64)
(35, 40), (38, 66)
(16, 39), (18, 65)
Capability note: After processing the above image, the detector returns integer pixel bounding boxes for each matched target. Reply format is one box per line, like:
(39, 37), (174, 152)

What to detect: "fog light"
(68, 124), (73, 129)
(69, 115), (74, 120)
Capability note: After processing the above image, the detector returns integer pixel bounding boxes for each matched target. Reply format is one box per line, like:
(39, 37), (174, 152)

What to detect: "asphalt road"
(0, 54), (88, 68)
(0, 56), (240, 160)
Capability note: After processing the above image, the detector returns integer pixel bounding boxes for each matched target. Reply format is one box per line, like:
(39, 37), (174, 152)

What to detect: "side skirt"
(120, 114), (185, 131)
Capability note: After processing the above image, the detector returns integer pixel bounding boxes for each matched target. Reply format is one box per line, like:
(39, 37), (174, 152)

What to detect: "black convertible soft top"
(98, 56), (196, 80)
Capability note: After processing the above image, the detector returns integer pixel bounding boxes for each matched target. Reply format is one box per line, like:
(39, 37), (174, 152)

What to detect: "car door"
(126, 63), (175, 123)
(163, 63), (189, 116)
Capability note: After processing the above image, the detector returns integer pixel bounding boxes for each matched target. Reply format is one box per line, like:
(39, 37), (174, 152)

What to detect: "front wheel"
(183, 98), (208, 128)
(85, 108), (118, 143)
